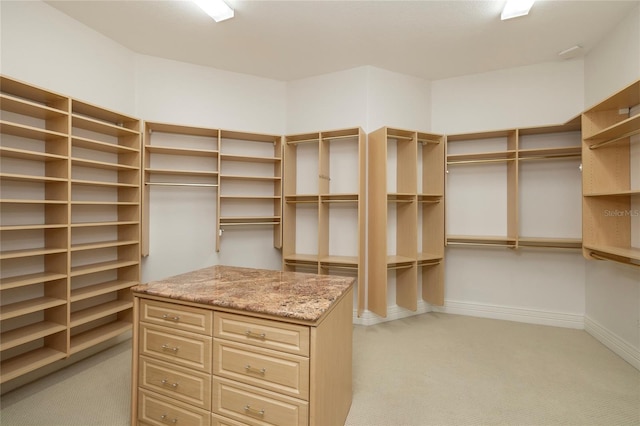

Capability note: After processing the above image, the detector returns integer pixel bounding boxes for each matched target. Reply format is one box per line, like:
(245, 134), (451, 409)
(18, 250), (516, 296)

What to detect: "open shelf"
(70, 299), (133, 328)
(0, 272), (67, 291)
(0, 321), (67, 352)
(70, 320), (131, 354)
(0, 347), (67, 384)
(71, 280), (137, 302)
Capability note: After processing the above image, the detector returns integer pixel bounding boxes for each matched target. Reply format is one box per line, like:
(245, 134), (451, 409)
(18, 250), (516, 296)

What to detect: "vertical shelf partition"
(283, 127), (366, 315)
(582, 80), (640, 266)
(0, 75), (142, 384)
(367, 127), (445, 318)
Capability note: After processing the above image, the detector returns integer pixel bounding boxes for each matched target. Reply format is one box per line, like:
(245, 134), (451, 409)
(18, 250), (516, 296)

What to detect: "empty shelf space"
(0, 120), (67, 141)
(417, 252), (443, 262)
(145, 168), (218, 177)
(0, 321), (67, 352)
(146, 145), (218, 157)
(447, 150), (516, 164)
(0, 247), (68, 260)
(0, 93), (68, 118)
(518, 146), (582, 160)
(387, 193), (415, 202)
(285, 195), (319, 203)
(0, 173), (67, 183)
(219, 175), (281, 181)
(284, 254), (319, 263)
(72, 157), (138, 171)
(0, 346), (67, 384)
(70, 239), (138, 252)
(387, 255), (415, 265)
(70, 320), (131, 355)
(584, 189), (640, 197)
(1, 199), (67, 205)
(0, 147), (67, 162)
(0, 296), (67, 321)
(70, 221), (139, 228)
(219, 216), (281, 225)
(72, 114), (139, 137)
(71, 179), (138, 188)
(70, 259), (139, 277)
(71, 280), (137, 303)
(72, 136), (139, 153)
(447, 235), (517, 247)
(0, 224), (67, 231)
(70, 299), (133, 328)
(1, 272), (67, 291)
(320, 255), (359, 265)
(321, 194), (359, 203)
(220, 195), (281, 200)
(585, 114), (640, 147)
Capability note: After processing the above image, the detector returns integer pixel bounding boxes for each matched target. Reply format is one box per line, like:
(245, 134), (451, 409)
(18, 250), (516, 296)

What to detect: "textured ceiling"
(45, 0), (639, 81)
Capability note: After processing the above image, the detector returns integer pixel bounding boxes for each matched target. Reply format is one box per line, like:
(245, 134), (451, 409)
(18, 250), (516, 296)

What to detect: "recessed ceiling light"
(193, 0), (234, 23)
(501, 0), (535, 20)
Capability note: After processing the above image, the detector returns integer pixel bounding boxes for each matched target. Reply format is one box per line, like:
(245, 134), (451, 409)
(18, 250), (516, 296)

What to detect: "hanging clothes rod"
(418, 138), (441, 145)
(387, 134), (414, 141)
(386, 263), (414, 270)
(589, 251), (640, 267)
(320, 264), (358, 270)
(589, 128), (640, 149)
(146, 182), (218, 187)
(447, 157), (516, 165)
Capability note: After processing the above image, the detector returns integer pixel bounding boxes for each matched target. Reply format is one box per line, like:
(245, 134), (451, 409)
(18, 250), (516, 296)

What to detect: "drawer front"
(141, 299), (213, 336)
(212, 377), (309, 426)
(138, 389), (211, 426)
(139, 356), (212, 410)
(214, 340), (309, 400)
(141, 323), (212, 373)
(211, 413), (248, 426)
(214, 312), (310, 356)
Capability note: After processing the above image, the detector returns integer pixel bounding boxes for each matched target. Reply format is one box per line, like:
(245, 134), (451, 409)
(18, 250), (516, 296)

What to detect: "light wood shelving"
(283, 127), (366, 315)
(446, 117), (582, 250)
(367, 127), (445, 318)
(582, 79), (640, 266)
(0, 75), (141, 384)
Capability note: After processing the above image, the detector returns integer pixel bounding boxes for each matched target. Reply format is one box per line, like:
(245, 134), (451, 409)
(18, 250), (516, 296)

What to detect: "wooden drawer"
(140, 323), (212, 373)
(214, 312), (310, 356)
(141, 299), (213, 336)
(213, 340), (309, 400)
(211, 413), (248, 426)
(138, 389), (211, 426)
(212, 377), (308, 426)
(139, 356), (212, 410)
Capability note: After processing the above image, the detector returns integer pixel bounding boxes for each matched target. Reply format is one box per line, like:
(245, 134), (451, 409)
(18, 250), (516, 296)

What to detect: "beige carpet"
(1, 312), (639, 426)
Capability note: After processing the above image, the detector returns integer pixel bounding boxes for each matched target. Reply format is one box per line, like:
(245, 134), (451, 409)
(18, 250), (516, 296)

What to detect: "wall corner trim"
(585, 315), (640, 371)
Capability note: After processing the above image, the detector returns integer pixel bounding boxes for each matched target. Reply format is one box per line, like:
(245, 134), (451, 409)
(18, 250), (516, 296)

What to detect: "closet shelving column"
(0, 76), (70, 383)
(217, 130), (282, 251)
(69, 100), (141, 354)
(518, 118), (582, 249)
(446, 129), (518, 248)
(318, 128), (366, 316)
(142, 122), (220, 256)
(368, 127), (418, 317)
(582, 80), (640, 266)
(282, 132), (321, 273)
(417, 132), (445, 305)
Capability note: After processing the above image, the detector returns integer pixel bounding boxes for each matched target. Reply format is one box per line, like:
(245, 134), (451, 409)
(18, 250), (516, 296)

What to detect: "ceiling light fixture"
(193, 0), (234, 22)
(501, 0), (535, 20)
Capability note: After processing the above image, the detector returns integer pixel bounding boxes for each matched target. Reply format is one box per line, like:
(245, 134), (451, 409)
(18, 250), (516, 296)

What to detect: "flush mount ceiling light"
(193, 0), (234, 22)
(501, 0), (535, 20)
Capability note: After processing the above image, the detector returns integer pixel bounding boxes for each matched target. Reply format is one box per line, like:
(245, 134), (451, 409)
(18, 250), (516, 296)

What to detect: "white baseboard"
(353, 300), (431, 326)
(585, 315), (640, 371)
(432, 300), (585, 329)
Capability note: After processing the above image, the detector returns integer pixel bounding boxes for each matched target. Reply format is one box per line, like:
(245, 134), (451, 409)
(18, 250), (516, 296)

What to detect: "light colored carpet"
(1, 312), (639, 426)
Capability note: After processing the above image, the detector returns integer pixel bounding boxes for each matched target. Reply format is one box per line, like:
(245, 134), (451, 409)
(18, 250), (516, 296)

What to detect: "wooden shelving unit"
(582, 80), (640, 266)
(218, 129), (282, 251)
(367, 127), (445, 318)
(446, 118), (582, 250)
(142, 123), (282, 254)
(283, 127), (366, 316)
(0, 75), (141, 384)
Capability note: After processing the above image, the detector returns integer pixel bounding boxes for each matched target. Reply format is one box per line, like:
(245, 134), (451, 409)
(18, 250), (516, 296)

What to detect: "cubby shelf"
(582, 79), (640, 267)
(368, 127), (445, 318)
(283, 127), (366, 315)
(0, 75), (141, 385)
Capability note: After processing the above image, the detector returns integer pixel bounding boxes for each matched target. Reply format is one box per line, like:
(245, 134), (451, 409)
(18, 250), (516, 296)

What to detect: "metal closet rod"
(146, 182), (218, 187)
(589, 128), (640, 149)
(447, 157), (516, 165)
(589, 251), (640, 267)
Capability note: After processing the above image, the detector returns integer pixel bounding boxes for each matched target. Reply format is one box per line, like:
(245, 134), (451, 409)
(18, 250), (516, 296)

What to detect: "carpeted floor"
(1, 312), (639, 425)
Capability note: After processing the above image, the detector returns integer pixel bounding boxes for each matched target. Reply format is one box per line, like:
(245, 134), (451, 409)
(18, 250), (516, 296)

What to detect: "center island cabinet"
(130, 265), (355, 426)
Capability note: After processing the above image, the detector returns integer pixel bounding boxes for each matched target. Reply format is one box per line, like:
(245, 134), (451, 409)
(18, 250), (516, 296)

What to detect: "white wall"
(0, 0), (135, 115)
(431, 60), (587, 328)
(583, 4), (640, 369)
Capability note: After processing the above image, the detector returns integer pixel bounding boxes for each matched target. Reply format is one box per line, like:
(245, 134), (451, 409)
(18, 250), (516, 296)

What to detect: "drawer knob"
(243, 405), (265, 417)
(161, 378), (179, 388)
(161, 344), (179, 352)
(244, 364), (266, 375)
(161, 313), (180, 322)
(245, 330), (266, 340)
(160, 414), (178, 423)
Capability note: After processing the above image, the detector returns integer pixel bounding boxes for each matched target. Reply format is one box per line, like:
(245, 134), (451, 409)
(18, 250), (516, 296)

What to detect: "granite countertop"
(132, 265), (355, 322)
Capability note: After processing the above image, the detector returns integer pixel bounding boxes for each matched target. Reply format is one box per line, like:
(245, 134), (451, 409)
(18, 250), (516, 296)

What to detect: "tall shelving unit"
(367, 127), (445, 318)
(218, 130), (282, 251)
(582, 80), (640, 266)
(0, 75), (142, 384)
(142, 122), (220, 256)
(446, 119), (582, 250)
(283, 127), (366, 315)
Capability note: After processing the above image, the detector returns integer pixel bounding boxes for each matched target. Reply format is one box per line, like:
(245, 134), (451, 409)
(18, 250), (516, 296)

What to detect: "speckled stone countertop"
(132, 265), (355, 322)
